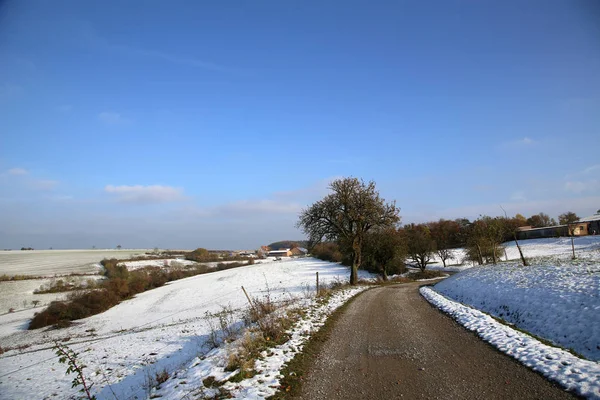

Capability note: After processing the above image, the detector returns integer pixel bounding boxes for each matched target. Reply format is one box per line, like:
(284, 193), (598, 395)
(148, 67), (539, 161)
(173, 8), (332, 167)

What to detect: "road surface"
(299, 283), (576, 399)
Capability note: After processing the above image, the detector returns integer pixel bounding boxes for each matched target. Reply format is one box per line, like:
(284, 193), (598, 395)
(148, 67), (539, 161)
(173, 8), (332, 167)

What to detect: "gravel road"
(299, 282), (577, 399)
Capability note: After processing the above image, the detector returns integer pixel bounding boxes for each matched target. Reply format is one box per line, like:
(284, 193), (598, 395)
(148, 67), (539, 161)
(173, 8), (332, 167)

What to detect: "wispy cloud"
(500, 137), (537, 149)
(98, 111), (132, 126)
(272, 177), (341, 202)
(7, 167), (28, 176)
(513, 137), (535, 145)
(510, 191), (526, 201)
(218, 199), (302, 215)
(1, 168), (59, 191)
(105, 185), (186, 204)
(78, 23), (236, 74)
(581, 164), (600, 175)
(43, 194), (73, 201)
(0, 83), (24, 101)
(114, 45), (234, 73)
(57, 105), (73, 113)
(564, 180), (600, 194)
(30, 180), (59, 190)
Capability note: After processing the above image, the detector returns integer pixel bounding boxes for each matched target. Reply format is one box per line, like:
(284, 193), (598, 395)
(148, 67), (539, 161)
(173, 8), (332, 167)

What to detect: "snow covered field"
(426, 235), (600, 271)
(0, 258), (373, 400)
(424, 236), (600, 399)
(0, 278), (69, 317)
(0, 249), (151, 276)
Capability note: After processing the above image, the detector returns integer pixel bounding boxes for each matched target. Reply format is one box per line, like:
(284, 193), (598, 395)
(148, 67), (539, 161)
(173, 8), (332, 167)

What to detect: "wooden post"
(316, 272), (319, 296)
(241, 286), (264, 331)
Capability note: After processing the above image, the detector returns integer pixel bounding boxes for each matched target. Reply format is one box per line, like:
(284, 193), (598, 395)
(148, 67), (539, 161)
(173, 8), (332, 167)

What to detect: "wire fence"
(0, 274), (319, 382)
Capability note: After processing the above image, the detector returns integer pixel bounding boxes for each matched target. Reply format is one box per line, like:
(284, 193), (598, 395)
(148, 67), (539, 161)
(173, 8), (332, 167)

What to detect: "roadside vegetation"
(28, 258), (255, 330)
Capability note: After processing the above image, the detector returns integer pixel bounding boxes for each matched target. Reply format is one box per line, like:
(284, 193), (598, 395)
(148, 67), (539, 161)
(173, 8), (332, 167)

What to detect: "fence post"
(241, 286), (264, 331)
(316, 272), (319, 296)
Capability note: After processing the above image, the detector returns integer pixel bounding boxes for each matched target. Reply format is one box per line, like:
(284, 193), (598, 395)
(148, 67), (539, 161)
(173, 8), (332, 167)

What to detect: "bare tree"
(526, 212), (556, 228)
(429, 219), (459, 268)
(297, 177), (400, 284)
(404, 224), (435, 271)
(558, 211), (579, 225)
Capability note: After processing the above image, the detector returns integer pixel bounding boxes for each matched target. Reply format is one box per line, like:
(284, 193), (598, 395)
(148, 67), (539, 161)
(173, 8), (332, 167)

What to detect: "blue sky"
(1, 1), (599, 249)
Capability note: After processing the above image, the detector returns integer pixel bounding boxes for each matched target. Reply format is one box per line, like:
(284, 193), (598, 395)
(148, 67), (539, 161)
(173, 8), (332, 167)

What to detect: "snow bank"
(421, 287), (600, 399)
(432, 262), (600, 361)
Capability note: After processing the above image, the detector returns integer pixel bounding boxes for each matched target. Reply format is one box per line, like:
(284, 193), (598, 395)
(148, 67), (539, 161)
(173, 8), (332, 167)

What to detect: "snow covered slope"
(0, 258), (372, 400)
(432, 260), (600, 361)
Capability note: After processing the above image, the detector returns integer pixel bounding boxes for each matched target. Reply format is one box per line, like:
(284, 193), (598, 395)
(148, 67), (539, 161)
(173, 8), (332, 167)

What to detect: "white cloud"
(105, 185), (185, 204)
(564, 180), (600, 194)
(512, 137), (535, 146)
(98, 112), (132, 125)
(30, 180), (59, 190)
(7, 168), (28, 176)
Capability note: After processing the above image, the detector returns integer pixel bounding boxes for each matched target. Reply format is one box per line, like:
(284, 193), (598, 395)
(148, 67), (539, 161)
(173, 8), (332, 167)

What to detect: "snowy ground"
(425, 235), (600, 271)
(0, 257), (373, 400)
(0, 249), (151, 276)
(423, 236), (600, 399)
(152, 286), (368, 399)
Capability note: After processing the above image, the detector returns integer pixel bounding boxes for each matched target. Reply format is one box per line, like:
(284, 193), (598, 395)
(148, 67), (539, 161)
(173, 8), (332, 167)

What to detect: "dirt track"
(299, 282), (577, 399)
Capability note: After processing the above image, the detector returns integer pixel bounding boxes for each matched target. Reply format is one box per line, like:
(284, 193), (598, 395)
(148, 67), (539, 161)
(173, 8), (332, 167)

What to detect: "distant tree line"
(298, 177), (587, 283)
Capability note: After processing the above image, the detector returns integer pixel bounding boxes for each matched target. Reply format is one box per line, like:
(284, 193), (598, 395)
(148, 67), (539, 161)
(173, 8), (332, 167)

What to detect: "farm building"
(516, 214), (600, 240)
(290, 247), (308, 256)
(517, 225), (569, 240)
(578, 214), (600, 235)
(267, 249), (292, 257)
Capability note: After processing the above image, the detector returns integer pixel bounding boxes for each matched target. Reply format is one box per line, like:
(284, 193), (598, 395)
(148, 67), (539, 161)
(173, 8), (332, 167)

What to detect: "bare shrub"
(204, 305), (240, 349)
(156, 369), (169, 385)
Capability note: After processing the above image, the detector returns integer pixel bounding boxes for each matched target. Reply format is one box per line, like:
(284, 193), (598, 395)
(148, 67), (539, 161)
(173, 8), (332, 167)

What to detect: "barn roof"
(579, 214), (600, 223)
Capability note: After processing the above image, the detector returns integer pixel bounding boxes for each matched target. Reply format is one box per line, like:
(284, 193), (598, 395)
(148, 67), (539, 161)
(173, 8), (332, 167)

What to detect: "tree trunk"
(381, 265), (388, 281)
(441, 258), (447, 268)
(476, 244), (483, 265)
(419, 255), (426, 272)
(350, 238), (361, 285)
(513, 234), (528, 266)
(571, 235), (575, 259)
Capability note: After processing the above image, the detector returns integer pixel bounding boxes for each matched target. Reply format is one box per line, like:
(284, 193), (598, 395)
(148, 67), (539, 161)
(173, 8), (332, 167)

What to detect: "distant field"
(0, 249), (151, 276)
